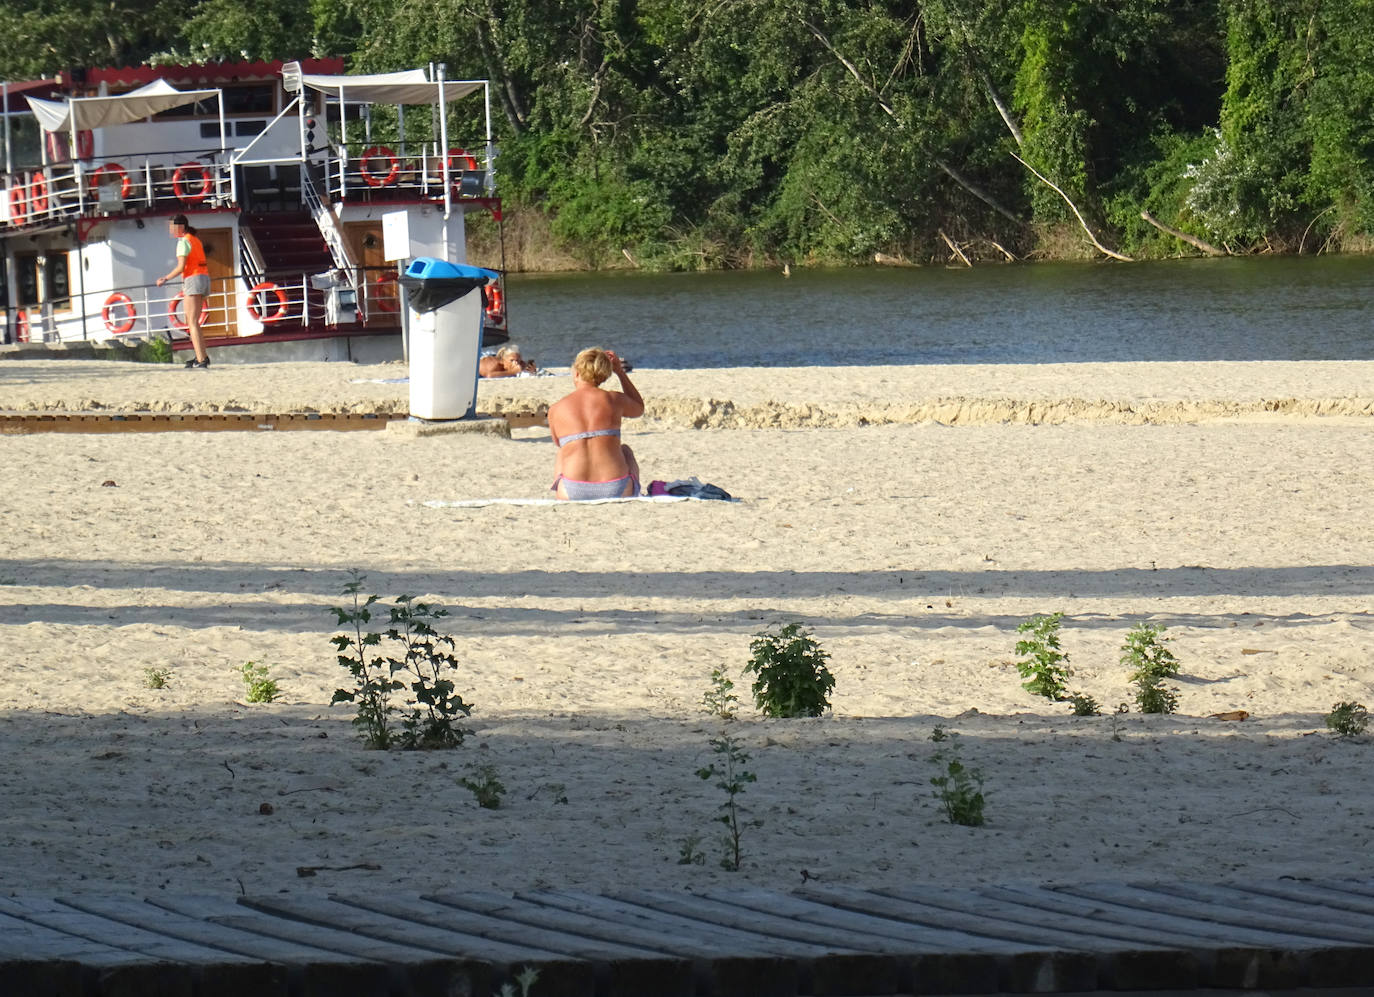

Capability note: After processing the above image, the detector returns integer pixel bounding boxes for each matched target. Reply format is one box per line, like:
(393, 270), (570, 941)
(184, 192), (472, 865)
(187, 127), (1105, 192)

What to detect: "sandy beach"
(1, 357), (1372, 899)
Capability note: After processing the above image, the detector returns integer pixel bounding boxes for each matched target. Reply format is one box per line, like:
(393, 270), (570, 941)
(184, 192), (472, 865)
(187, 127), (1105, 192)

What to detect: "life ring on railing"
(360, 146), (399, 187)
(172, 163), (212, 202)
(246, 282), (289, 323)
(372, 271), (399, 312)
(446, 148), (478, 172)
(482, 283), (505, 324)
(102, 292), (137, 335)
(167, 292), (212, 330)
(15, 310), (30, 343)
(8, 183), (26, 223)
(91, 163), (130, 200)
(28, 172), (48, 214)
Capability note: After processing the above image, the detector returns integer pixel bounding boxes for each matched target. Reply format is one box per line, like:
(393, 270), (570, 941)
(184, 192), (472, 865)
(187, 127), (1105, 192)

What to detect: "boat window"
(15, 255), (39, 306)
(222, 83), (276, 116)
(12, 252), (70, 308)
(47, 251), (70, 307)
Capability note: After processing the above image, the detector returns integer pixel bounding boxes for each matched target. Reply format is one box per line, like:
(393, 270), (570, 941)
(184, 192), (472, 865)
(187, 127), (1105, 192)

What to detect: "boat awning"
(283, 63), (483, 105)
(26, 79), (220, 132)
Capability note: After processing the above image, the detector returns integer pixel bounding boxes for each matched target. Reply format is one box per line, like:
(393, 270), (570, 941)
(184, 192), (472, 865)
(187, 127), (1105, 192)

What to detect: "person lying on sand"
(547, 347), (644, 499)
(479, 344), (537, 378)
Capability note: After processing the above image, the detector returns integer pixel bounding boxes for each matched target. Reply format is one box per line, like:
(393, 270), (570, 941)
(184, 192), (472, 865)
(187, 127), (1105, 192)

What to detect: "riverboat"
(1, 59), (508, 362)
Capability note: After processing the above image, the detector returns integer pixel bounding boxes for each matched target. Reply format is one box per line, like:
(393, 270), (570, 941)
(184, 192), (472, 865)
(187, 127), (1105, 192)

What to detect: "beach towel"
(420, 492), (738, 508)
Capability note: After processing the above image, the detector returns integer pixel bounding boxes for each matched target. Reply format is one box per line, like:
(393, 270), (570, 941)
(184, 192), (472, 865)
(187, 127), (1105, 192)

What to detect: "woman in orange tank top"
(156, 213), (211, 368)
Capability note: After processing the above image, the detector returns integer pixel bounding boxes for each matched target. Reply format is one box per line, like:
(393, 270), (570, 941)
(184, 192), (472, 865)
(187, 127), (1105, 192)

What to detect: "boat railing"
(324, 142), (491, 204)
(81, 264), (401, 342)
(3, 148), (235, 230)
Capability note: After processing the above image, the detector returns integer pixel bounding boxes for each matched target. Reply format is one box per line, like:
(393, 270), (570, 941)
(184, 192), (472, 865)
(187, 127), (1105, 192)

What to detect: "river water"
(504, 255), (1374, 369)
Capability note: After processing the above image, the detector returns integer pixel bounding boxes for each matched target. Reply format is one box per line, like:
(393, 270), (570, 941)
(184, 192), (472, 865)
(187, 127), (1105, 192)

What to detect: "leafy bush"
(702, 667), (739, 720)
(1069, 692), (1102, 716)
(930, 730), (986, 827)
(330, 571), (473, 750)
(1014, 613), (1071, 700)
(1325, 701), (1369, 737)
(143, 666), (172, 690)
(459, 764), (506, 809)
(133, 337), (173, 364)
(240, 661), (280, 703)
(1123, 623), (1180, 714)
(743, 623), (835, 718)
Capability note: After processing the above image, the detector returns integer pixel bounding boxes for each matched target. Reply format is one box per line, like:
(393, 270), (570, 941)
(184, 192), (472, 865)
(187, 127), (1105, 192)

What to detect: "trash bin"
(400, 258), (499, 420)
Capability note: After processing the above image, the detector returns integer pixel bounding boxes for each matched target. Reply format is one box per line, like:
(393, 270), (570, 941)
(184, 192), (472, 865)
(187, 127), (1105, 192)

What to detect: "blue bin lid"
(404, 257), (499, 283)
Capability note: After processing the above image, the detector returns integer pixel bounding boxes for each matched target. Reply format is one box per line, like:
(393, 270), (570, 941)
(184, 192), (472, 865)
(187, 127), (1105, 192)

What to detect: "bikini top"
(555, 427), (620, 448)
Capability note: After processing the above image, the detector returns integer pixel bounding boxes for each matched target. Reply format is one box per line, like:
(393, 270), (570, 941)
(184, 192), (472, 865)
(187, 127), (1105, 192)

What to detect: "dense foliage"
(6, 0), (1373, 267)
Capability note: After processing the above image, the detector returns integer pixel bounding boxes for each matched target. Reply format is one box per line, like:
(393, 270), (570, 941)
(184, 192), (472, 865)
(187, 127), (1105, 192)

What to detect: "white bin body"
(407, 290), (484, 420)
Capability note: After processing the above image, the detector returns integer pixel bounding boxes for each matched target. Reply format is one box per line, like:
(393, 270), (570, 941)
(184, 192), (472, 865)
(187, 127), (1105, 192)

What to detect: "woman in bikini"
(547, 347), (644, 500)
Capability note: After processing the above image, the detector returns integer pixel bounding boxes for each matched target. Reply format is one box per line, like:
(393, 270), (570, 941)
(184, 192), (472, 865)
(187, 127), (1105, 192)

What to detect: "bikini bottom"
(553, 474), (640, 500)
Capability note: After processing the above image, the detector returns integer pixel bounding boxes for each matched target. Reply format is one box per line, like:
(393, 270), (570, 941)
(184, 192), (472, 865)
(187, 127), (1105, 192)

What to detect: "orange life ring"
(483, 283), (505, 323)
(446, 148), (478, 172)
(91, 163), (130, 200)
(8, 183), (26, 223)
(360, 146), (398, 187)
(28, 172), (48, 214)
(373, 271), (399, 312)
(168, 292), (212, 330)
(15, 310), (30, 343)
(246, 282), (289, 323)
(102, 292), (137, 335)
(172, 163), (211, 202)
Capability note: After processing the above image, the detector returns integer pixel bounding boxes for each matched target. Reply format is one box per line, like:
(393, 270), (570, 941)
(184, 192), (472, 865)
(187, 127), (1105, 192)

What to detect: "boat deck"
(3, 878), (1372, 996)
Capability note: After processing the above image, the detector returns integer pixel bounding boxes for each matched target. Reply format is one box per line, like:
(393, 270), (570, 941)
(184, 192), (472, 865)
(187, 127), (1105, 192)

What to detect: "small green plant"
(677, 833), (706, 866)
(929, 731), (986, 826)
(330, 571), (474, 750)
(143, 666), (172, 690)
(702, 667), (739, 719)
(696, 731), (757, 871)
(743, 622), (835, 718)
(1325, 701), (1369, 737)
(1014, 612), (1071, 700)
(240, 661), (281, 703)
(133, 337), (173, 364)
(495, 967), (540, 997)
(929, 725), (949, 742)
(1123, 623), (1180, 714)
(1069, 692), (1101, 716)
(330, 572), (398, 749)
(459, 764), (506, 809)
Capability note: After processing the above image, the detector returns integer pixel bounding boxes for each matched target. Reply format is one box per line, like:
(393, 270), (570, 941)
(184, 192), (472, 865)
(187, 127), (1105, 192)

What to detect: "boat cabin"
(1, 59), (507, 360)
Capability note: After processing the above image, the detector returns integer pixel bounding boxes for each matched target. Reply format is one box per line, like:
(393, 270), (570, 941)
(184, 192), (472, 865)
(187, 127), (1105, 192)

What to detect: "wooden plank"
(1145, 882), (1374, 942)
(1057, 882), (1364, 947)
(801, 885), (1108, 993)
(428, 890), (800, 997)
(608, 888), (920, 995)
(334, 892), (666, 997)
(244, 894), (608, 997)
(0, 896), (255, 965)
(0, 412), (409, 434)
(1240, 879), (1374, 917)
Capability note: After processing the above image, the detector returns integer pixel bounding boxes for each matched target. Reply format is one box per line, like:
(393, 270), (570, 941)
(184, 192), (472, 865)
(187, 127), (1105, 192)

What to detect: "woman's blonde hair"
(572, 347), (612, 385)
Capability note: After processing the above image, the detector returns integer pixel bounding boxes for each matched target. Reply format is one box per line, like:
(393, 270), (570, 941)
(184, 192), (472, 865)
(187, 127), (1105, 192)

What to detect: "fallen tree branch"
(1011, 152), (1132, 262)
(1139, 210), (1226, 257)
(938, 229), (972, 267)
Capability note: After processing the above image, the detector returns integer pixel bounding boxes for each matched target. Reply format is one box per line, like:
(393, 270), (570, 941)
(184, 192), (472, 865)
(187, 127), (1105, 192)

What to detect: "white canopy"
(283, 63), (483, 105)
(26, 79), (220, 132)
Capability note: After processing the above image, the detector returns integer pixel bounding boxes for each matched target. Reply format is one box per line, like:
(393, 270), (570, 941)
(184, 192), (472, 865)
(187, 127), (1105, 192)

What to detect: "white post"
(438, 73), (451, 224)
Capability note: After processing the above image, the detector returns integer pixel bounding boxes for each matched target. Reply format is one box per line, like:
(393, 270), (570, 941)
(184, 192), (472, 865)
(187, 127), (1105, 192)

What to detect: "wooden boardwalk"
(2, 878), (1373, 995)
